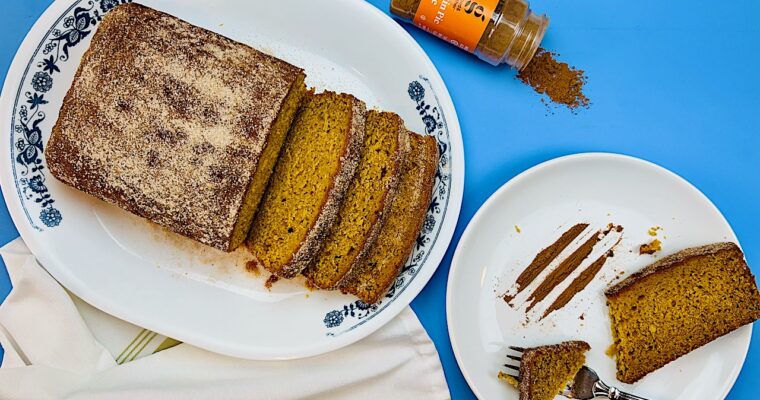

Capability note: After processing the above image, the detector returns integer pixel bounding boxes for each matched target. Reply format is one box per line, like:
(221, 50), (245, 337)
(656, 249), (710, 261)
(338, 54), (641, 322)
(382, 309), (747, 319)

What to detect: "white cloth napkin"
(0, 238), (450, 400)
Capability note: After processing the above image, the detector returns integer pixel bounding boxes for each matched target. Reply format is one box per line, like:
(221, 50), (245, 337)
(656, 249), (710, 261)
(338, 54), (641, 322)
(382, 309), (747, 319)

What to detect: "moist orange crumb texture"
(605, 242), (760, 383)
(497, 371), (519, 388)
(340, 133), (438, 304)
(517, 341), (590, 400)
(229, 74), (307, 249)
(247, 92), (366, 278)
(304, 111), (409, 289)
(639, 239), (661, 255)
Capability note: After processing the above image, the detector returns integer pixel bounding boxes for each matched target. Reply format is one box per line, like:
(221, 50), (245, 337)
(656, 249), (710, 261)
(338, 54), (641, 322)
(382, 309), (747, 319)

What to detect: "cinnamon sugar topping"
(45, 4), (303, 250)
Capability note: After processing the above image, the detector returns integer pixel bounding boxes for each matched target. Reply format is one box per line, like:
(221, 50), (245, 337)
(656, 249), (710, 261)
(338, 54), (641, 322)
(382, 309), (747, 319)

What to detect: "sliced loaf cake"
(45, 3), (306, 251)
(606, 242), (760, 383)
(304, 111), (410, 289)
(499, 341), (590, 400)
(247, 92), (366, 278)
(340, 132), (438, 304)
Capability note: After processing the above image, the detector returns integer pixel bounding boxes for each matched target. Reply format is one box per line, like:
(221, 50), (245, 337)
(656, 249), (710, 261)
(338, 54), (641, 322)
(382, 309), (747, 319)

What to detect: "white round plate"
(447, 153), (750, 399)
(0, 0), (463, 359)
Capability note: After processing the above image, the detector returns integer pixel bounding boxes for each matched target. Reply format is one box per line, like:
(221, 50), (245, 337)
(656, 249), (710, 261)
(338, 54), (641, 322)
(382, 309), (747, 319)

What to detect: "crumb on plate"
(639, 239), (662, 255)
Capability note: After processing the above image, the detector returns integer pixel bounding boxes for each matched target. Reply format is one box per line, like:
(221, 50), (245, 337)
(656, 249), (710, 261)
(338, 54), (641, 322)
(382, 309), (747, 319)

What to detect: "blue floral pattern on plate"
(324, 77), (452, 335)
(9, 0), (132, 230)
(8, 0), (452, 338)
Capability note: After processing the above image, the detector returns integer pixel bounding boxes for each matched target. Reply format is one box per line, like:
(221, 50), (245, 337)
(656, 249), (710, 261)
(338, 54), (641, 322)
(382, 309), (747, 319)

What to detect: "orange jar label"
(413, 0), (498, 52)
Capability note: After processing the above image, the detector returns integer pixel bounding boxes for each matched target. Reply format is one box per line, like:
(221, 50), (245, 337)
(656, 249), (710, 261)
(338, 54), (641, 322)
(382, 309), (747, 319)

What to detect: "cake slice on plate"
(45, 3), (306, 251)
(304, 111), (410, 289)
(247, 91), (366, 278)
(339, 132), (438, 304)
(499, 341), (590, 400)
(606, 242), (760, 383)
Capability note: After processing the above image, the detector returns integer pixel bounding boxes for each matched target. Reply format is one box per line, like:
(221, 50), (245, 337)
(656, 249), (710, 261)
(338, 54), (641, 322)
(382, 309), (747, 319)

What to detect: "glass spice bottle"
(390, 0), (549, 70)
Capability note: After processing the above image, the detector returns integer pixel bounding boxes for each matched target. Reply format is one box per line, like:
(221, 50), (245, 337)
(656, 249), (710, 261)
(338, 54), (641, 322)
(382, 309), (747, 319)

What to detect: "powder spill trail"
(525, 231), (601, 312)
(517, 48), (590, 112)
(504, 223), (589, 304)
(541, 235), (621, 319)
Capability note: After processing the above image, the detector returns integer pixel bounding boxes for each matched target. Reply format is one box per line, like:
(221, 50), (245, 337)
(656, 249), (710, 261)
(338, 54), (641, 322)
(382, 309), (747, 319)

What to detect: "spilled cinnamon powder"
(504, 223), (589, 303)
(525, 232), (601, 311)
(517, 48), (589, 111)
(542, 248), (616, 319)
(542, 253), (610, 318)
(535, 225), (623, 318)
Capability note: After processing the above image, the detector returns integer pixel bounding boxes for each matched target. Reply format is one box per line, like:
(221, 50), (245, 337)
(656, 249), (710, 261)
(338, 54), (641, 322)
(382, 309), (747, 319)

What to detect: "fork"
(505, 346), (649, 400)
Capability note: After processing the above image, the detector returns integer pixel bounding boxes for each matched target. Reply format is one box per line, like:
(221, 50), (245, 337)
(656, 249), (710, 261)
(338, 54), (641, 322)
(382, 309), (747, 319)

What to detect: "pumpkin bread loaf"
(499, 341), (590, 400)
(247, 92), (366, 278)
(304, 111), (411, 289)
(45, 3), (306, 251)
(340, 132), (438, 304)
(605, 242), (760, 383)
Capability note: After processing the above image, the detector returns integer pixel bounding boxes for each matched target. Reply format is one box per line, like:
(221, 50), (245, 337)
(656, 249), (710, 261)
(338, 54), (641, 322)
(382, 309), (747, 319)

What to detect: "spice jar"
(390, 0), (549, 70)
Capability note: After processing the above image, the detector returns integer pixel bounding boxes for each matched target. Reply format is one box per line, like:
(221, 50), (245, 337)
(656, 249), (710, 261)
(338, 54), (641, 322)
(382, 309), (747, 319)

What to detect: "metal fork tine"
(508, 346), (525, 352)
(506, 354), (522, 362)
(506, 373), (519, 380)
(502, 363), (520, 371)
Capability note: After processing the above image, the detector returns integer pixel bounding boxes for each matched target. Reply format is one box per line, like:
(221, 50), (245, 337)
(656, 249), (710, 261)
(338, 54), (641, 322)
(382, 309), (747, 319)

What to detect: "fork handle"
(594, 380), (649, 400)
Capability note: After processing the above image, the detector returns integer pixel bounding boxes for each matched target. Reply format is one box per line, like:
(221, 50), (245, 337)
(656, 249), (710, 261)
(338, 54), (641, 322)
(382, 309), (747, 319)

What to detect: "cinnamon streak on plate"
(504, 223), (589, 304)
(542, 235), (622, 319)
(525, 231), (603, 312)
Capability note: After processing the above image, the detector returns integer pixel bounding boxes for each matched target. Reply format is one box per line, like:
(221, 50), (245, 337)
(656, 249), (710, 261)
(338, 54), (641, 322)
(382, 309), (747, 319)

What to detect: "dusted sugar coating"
(606, 242), (760, 383)
(514, 341), (590, 400)
(44, 3), (306, 251)
(304, 111), (411, 289)
(247, 92), (367, 278)
(340, 133), (438, 304)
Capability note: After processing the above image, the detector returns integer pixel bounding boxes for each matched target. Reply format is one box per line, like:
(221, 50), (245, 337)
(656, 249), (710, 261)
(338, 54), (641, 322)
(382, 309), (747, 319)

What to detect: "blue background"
(1, 0), (758, 398)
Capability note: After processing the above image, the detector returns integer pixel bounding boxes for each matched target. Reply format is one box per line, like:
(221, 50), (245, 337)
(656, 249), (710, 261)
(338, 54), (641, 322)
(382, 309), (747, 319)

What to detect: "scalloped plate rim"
(0, 0), (464, 360)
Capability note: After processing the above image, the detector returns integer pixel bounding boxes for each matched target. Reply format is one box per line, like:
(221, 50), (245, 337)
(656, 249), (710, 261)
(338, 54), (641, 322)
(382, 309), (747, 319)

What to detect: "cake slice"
(605, 242), (760, 383)
(247, 92), (366, 278)
(303, 111), (410, 289)
(45, 3), (306, 251)
(340, 132), (438, 304)
(499, 341), (590, 400)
